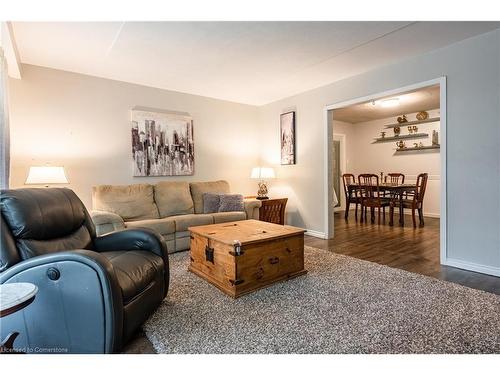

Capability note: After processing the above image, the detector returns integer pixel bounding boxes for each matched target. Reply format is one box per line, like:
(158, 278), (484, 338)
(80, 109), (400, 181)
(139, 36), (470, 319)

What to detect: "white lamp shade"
(25, 166), (69, 185)
(251, 167), (275, 179)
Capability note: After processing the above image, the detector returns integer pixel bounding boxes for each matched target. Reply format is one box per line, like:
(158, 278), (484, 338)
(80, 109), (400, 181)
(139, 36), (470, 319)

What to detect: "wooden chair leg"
(418, 208), (424, 227)
(411, 208), (417, 228)
(389, 205), (394, 226)
(370, 207), (375, 223)
(359, 203), (363, 223)
(378, 208), (381, 224)
(345, 199), (350, 221)
(383, 206), (386, 222)
(354, 202), (358, 220)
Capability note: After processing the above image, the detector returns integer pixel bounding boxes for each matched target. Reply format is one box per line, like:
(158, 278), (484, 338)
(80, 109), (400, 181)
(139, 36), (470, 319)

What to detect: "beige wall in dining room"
(336, 108), (441, 218)
(258, 29), (500, 274)
(8, 65), (261, 208)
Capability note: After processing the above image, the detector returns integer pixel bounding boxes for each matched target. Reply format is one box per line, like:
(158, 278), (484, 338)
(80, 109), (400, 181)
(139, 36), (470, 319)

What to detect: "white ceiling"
(333, 85), (440, 123)
(12, 21), (500, 105)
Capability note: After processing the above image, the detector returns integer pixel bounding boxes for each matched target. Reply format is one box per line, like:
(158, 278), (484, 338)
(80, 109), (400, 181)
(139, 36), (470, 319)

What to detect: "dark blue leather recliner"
(0, 188), (169, 353)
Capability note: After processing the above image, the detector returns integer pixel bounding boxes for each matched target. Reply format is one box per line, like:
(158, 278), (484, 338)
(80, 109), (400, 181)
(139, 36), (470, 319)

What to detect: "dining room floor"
(305, 211), (500, 295)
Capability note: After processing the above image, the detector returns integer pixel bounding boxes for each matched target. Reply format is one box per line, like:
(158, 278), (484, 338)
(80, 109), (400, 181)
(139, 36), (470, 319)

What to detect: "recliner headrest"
(1, 188), (89, 240)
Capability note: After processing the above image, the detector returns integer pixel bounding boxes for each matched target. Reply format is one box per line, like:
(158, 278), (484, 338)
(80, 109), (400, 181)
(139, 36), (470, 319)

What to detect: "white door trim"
(323, 77), (448, 267)
(332, 133), (346, 212)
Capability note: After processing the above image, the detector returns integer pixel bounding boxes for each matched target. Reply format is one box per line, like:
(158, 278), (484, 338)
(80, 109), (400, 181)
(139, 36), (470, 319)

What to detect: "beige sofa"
(90, 180), (261, 253)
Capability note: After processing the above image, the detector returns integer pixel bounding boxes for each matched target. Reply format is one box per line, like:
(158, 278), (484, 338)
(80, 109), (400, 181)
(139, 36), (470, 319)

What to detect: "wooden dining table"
(346, 182), (417, 226)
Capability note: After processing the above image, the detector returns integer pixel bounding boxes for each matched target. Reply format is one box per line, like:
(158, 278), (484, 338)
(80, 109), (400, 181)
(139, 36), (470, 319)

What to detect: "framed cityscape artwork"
(131, 109), (194, 176)
(280, 111), (296, 165)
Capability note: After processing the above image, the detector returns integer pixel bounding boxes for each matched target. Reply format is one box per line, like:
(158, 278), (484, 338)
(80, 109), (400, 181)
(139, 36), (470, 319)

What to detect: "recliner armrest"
(90, 210), (126, 236)
(93, 228), (168, 260)
(0, 249), (123, 353)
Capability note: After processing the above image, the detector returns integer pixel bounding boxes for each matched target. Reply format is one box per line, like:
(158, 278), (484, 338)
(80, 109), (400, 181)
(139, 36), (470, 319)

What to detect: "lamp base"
(256, 196), (269, 200)
(256, 181), (269, 201)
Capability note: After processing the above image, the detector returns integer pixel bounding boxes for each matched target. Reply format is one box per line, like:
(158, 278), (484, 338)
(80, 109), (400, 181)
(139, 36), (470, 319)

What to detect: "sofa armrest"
(244, 198), (262, 220)
(91, 210), (126, 236)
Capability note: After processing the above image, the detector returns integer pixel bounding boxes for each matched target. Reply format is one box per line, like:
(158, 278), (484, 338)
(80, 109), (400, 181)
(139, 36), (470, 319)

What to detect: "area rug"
(143, 246), (500, 354)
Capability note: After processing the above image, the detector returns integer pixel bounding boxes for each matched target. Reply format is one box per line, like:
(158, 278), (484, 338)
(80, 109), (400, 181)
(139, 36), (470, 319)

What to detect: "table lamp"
(250, 167), (275, 200)
(25, 166), (69, 187)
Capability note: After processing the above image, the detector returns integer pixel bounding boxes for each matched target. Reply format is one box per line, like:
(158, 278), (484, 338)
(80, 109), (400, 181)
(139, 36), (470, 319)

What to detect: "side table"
(259, 198), (288, 225)
(0, 283), (38, 354)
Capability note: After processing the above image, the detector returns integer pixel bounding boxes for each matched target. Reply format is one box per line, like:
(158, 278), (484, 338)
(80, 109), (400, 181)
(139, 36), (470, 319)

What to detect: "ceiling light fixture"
(380, 98), (400, 108)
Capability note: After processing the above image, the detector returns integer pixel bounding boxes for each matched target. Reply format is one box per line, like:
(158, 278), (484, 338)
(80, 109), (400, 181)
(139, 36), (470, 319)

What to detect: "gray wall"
(259, 30), (500, 271)
(8, 65), (260, 208)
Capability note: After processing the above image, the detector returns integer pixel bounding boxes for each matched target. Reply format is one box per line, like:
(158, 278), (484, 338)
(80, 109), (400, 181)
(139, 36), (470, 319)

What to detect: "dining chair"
(342, 173), (360, 221)
(384, 173), (405, 185)
(382, 173), (405, 197)
(357, 174), (391, 224)
(390, 173), (428, 228)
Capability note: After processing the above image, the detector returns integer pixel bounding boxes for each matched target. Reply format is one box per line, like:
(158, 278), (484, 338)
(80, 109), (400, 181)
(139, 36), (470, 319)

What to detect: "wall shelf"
(384, 117), (440, 129)
(373, 133), (428, 143)
(395, 144), (440, 152)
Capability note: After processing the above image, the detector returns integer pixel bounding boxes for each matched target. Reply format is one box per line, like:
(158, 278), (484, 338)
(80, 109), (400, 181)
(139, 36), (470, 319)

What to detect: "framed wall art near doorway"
(280, 111), (296, 165)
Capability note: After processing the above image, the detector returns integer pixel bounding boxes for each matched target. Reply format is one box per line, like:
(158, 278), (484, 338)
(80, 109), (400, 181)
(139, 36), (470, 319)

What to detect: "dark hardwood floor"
(306, 211), (500, 295)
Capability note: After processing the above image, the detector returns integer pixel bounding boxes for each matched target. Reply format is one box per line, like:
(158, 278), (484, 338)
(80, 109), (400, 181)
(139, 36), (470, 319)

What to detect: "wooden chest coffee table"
(188, 219), (307, 298)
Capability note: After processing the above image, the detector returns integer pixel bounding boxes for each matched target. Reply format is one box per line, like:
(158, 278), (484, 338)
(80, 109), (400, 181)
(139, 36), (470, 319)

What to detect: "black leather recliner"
(0, 188), (169, 353)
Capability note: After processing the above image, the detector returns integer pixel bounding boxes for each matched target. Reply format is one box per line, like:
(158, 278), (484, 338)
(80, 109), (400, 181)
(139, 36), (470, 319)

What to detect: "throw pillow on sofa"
(218, 194), (244, 212)
(203, 193), (221, 214)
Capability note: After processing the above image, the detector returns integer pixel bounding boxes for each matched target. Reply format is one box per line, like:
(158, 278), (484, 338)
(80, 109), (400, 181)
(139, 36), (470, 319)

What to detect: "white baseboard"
(305, 229), (327, 239)
(443, 258), (500, 277)
(424, 212), (440, 218)
(388, 208), (440, 219)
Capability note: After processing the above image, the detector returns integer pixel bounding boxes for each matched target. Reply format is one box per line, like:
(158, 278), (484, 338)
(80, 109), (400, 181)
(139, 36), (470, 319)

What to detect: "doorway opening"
(324, 77), (447, 275)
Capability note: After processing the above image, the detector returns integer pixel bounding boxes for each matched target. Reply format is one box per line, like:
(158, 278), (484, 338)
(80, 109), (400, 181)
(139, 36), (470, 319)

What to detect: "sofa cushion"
(102, 250), (164, 304)
(92, 184), (159, 221)
(190, 180), (230, 214)
(218, 194), (244, 212)
(203, 193), (220, 214)
(211, 211), (247, 224)
(168, 214), (214, 232)
(154, 181), (194, 218)
(125, 217), (175, 236)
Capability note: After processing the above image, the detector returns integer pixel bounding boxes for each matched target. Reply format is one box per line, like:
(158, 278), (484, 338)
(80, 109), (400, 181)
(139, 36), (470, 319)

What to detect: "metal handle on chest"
(205, 245), (214, 263)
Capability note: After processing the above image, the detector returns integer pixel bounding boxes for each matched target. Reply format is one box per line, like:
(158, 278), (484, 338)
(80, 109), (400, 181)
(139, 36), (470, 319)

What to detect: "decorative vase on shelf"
(432, 130), (439, 145)
(407, 126), (413, 134)
(393, 126), (401, 137)
(416, 111), (429, 121)
(397, 115), (408, 124)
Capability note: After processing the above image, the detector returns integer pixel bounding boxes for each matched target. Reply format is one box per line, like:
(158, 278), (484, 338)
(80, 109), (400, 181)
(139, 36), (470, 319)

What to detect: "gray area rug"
(143, 246), (500, 353)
